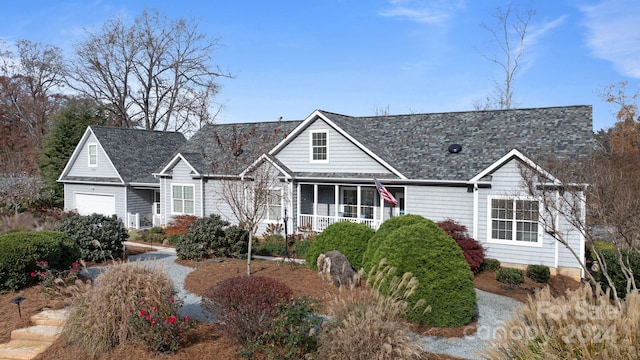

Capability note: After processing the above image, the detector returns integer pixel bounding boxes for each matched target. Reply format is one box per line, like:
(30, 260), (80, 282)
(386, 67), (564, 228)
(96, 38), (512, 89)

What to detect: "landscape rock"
(317, 250), (360, 288)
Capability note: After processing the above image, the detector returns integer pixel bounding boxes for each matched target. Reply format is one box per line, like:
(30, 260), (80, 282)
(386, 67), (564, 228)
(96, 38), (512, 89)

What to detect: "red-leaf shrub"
(165, 215), (197, 237)
(437, 219), (485, 274)
(201, 276), (293, 344)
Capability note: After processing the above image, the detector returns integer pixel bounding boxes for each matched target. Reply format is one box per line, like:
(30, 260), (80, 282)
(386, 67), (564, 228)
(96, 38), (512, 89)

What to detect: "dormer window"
(88, 144), (97, 167)
(310, 130), (328, 162)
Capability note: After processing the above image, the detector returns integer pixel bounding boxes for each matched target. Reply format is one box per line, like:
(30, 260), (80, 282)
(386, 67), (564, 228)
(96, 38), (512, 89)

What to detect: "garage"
(74, 193), (116, 216)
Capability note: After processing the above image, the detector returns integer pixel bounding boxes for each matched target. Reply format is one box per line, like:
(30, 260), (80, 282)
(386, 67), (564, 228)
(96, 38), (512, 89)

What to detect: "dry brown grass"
(317, 263), (429, 360)
(0, 212), (59, 234)
(480, 284), (640, 359)
(62, 261), (177, 357)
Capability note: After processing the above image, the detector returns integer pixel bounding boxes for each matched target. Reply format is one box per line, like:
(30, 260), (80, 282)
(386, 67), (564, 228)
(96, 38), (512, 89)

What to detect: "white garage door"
(75, 193), (116, 216)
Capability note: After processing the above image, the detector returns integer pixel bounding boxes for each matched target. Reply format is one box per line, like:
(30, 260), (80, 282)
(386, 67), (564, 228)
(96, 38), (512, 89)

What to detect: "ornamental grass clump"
(62, 262), (192, 356)
(481, 284), (640, 360)
(317, 261), (427, 360)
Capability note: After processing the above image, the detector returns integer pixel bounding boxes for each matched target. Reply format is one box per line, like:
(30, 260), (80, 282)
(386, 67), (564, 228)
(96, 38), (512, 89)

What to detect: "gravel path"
(419, 289), (521, 360)
(85, 243), (522, 360)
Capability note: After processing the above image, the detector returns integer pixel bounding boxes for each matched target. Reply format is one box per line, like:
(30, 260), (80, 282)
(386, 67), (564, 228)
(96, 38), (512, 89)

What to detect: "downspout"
(472, 183), (478, 239)
(123, 186), (128, 226)
(200, 178), (205, 217)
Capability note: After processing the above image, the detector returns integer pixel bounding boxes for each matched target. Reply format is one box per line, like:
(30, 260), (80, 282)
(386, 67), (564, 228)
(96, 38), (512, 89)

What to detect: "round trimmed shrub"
(369, 221), (476, 327)
(481, 258), (501, 272)
(362, 214), (430, 273)
(0, 230), (80, 291)
(496, 267), (525, 286)
(201, 275), (293, 344)
(305, 221), (375, 271)
(58, 213), (127, 262)
(526, 264), (550, 283)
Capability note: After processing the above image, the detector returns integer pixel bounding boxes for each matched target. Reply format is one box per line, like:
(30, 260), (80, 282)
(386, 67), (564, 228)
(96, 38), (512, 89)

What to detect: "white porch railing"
(127, 213), (140, 229)
(298, 214), (381, 232)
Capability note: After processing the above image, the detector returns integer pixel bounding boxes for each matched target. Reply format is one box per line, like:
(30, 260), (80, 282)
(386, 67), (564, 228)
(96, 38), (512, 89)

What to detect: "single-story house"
(61, 105), (593, 278)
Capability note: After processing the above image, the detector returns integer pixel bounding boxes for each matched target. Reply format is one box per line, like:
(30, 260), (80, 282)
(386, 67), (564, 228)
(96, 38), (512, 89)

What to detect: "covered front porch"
(296, 183), (404, 232)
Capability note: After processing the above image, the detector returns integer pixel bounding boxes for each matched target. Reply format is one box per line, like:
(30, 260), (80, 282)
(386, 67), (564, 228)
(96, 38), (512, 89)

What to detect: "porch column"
(334, 185), (339, 217)
(313, 184), (318, 230)
(357, 185), (361, 220)
(296, 183), (301, 232)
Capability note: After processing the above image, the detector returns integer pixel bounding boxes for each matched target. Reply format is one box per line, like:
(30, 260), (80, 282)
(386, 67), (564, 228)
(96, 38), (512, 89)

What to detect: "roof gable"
(85, 126), (186, 184)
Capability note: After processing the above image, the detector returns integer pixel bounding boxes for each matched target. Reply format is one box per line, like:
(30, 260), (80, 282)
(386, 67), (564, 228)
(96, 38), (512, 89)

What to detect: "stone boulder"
(317, 250), (360, 288)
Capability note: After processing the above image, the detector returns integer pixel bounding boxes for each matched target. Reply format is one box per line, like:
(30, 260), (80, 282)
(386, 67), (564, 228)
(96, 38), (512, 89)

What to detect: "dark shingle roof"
(90, 126), (186, 183)
(176, 121), (301, 175)
(319, 105), (594, 181)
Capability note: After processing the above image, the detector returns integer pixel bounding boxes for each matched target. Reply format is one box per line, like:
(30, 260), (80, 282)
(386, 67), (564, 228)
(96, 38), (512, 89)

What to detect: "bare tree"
(205, 123), (290, 275)
(69, 8), (230, 134)
(476, 2), (535, 110)
(0, 39), (67, 172)
(519, 151), (640, 305)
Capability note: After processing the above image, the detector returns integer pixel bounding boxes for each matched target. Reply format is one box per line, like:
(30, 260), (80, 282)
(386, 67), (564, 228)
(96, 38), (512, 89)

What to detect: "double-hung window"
(88, 144), (97, 167)
(265, 189), (282, 221)
(489, 197), (541, 245)
(172, 185), (194, 215)
(310, 131), (328, 162)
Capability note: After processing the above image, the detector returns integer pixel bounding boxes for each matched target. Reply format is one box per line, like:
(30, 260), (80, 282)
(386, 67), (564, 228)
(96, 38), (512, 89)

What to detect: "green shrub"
(526, 264), (550, 283)
(175, 214), (228, 260)
(223, 225), (249, 258)
(62, 262), (193, 356)
(305, 221), (375, 271)
(481, 258), (501, 272)
(58, 213), (127, 262)
(255, 240), (286, 256)
(0, 230), (80, 291)
(293, 240), (311, 259)
(244, 297), (322, 359)
(201, 276), (293, 345)
(369, 221), (476, 327)
(362, 214), (430, 273)
(592, 247), (640, 299)
(496, 267), (525, 286)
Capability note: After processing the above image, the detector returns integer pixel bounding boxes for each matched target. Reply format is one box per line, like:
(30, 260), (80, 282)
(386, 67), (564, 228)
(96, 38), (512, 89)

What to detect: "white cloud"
(526, 15), (567, 48)
(581, 0), (640, 78)
(378, 0), (465, 25)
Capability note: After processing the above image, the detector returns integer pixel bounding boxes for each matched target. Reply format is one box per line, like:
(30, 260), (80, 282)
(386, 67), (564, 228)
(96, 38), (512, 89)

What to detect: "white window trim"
(309, 130), (329, 163)
(486, 195), (543, 248)
(263, 188), (283, 222)
(171, 184), (195, 215)
(88, 143), (98, 167)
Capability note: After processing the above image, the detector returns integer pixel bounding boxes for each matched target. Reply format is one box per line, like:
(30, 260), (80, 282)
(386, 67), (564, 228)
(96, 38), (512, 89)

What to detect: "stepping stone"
(11, 325), (62, 342)
(0, 339), (52, 360)
(30, 308), (69, 327)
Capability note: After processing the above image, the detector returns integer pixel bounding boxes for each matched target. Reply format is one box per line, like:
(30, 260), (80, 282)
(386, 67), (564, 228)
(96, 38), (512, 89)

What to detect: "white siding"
(67, 133), (120, 179)
(275, 119), (390, 174)
(64, 183), (126, 221)
(406, 185), (473, 229)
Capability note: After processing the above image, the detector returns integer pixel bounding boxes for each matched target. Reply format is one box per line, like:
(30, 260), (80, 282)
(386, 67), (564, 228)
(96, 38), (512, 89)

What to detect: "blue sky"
(2, 1), (639, 131)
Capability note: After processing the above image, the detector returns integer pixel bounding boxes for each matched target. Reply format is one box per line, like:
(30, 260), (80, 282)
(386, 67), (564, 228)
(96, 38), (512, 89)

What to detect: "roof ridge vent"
(448, 144), (462, 154)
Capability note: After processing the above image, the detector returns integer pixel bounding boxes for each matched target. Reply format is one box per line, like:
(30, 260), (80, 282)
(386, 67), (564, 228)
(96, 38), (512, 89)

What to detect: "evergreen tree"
(37, 98), (107, 206)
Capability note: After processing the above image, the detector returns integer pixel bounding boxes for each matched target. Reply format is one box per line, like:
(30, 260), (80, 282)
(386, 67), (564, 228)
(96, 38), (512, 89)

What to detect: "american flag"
(374, 178), (398, 206)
